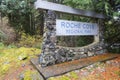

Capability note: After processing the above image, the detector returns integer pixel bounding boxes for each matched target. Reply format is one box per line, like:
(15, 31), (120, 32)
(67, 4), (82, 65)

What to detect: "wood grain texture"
(35, 0), (106, 19)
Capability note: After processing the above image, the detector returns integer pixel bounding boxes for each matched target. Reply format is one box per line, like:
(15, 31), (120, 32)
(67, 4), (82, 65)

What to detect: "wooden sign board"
(56, 19), (99, 36)
(35, 0), (105, 19)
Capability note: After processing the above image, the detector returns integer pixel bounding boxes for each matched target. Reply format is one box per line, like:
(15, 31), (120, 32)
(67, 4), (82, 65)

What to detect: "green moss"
(0, 46), (41, 76)
(22, 70), (41, 80)
(24, 70), (33, 80)
(0, 64), (11, 75)
(114, 71), (120, 77)
(49, 77), (57, 80)
(70, 71), (79, 79)
(60, 76), (70, 80)
(49, 75), (70, 80)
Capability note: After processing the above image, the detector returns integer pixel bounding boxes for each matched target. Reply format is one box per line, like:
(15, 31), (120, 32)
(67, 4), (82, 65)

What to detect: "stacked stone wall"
(39, 10), (106, 67)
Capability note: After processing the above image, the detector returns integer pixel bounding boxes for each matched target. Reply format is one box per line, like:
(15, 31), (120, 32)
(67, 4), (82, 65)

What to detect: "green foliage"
(63, 0), (119, 19)
(62, 0), (120, 52)
(23, 70), (41, 80)
(0, 0), (36, 16)
(16, 32), (43, 48)
(0, 42), (17, 49)
(109, 48), (120, 53)
(70, 71), (78, 79)
(91, 0), (120, 53)
(0, 42), (5, 49)
(63, 0), (94, 10)
(76, 36), (94, 47)
(56, 0), (96, 47)
(0, 0), (42, 34)
(7, 44), (17, 48)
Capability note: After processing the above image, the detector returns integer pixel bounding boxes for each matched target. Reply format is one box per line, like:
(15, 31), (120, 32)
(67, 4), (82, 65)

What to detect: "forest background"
(0, 0), (120, 52)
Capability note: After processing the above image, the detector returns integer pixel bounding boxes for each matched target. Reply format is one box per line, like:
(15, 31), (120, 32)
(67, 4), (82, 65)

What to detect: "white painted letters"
(56, 19), (99, 36)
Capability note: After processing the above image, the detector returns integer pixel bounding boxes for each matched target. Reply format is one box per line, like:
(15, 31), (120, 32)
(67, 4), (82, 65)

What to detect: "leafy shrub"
(16, 32), (43, 48)
(0, 42), (5, 49)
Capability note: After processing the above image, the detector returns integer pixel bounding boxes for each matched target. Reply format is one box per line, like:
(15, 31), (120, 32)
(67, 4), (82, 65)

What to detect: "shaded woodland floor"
(49, 54), (120, 80)
(1, 52), (120, 80)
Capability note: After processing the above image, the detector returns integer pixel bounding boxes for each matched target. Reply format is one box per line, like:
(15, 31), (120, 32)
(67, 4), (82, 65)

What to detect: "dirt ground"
(1, 54), (120, 80)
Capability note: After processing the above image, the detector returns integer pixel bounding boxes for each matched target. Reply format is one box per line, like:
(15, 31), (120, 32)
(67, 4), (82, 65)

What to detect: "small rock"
(74, 70), (80, 73)
(22, 63), (25, 67)
(66, 73), (71, 76)
(18, 54), (28, 60)
(19, 73), (24, 80)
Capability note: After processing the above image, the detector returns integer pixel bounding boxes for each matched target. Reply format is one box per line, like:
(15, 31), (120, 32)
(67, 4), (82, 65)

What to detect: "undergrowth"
(16, 32), (43, 48)
(20, 70), (41, 80)
(0, 43), (41, 78)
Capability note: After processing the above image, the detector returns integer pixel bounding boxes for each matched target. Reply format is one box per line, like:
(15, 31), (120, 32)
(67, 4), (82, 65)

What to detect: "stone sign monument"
(35, 0), (106, 67)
